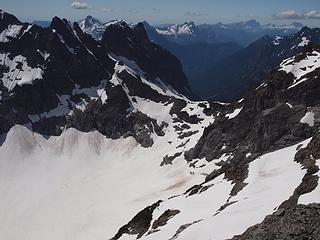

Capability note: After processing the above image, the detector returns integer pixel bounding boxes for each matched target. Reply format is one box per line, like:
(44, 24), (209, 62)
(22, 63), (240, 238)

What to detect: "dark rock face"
(170, 99), (202, 124)
(231, 204), (320, 240)
(0, 11), (192, 147)
(161, 152), (182, 166)
(116, 70), (170, 103)
(111, 201), (162, 240)
(151, 209), (180, 231)
(66, 73), (167, 147)
(0, 10), (21, 31)
(187, 46), (320, 163)
(111, 205), (181, 239)
(197, 27), (320, 101)
(102, 22), (192, 98)
(0, 12), (115, 136)
(67, 84), (131, 138)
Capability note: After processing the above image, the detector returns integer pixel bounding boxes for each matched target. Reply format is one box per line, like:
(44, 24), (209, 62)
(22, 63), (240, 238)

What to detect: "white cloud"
(71, 1), (89, 10)
(271, 10), (303, 19)
(271, 10), (320, 19)
(305, 10), (320, 19)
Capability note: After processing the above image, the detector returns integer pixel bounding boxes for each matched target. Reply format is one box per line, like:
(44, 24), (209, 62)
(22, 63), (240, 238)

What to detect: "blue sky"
(1, 0), (320, 26)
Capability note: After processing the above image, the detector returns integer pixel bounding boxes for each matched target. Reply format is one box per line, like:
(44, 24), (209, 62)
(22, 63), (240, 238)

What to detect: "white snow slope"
(115, 138), (311, 240)
(0, 124), (316, 240)
(0, 125), (208, 240)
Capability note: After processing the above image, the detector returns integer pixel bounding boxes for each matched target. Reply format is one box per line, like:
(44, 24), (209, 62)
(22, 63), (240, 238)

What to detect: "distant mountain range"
(155, 20), (303, 46)
(142, 21), (243, 91)
(74, 16), (304, 46)
(76, 16), (306, 100)
(197, 26), (320, 100)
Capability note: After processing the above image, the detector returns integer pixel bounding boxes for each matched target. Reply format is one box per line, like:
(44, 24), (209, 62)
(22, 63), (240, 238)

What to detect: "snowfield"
(123, 139), (310, 240)
(0, 125), (315, 240)
(0, 126), (208, 240)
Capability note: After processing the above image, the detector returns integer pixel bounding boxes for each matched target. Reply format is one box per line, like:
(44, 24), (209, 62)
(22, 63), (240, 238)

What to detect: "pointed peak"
(133, 22), (148, 40)
(84, 15), (101, 23)
(245, 19), (260, 25)
(50, 16), (74, 35)
(0, 10), (21, 26)
(141, 21), (151, 27)
(297, 26), (314, 37)
(300, 26), (312, 32)
(50, 16), (64, 26)
(183, 21), (195, 26)
(291, 22), (304, 28)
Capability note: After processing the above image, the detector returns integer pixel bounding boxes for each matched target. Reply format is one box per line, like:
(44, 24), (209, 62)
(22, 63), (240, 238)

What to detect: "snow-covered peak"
(78, 16), (106, 40)
(156, 21), (197, 36)
(175, 21), (196, 35)
(79, 17), (132, 40)
(79, 16), (101, 28)
(104, 19), (126, 27)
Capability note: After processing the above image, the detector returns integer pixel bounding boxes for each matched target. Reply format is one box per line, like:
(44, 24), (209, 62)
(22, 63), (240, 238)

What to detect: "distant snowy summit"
(78, 16), (125, 41)
(156, 21), (197, 36)
(78, 16), (304, 46)
(155, 20), (304, 45)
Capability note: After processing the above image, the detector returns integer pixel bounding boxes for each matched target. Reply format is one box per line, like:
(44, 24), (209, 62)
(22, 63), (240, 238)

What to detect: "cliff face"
(0, 11), (193, 146)
(102, 22), (192, 98)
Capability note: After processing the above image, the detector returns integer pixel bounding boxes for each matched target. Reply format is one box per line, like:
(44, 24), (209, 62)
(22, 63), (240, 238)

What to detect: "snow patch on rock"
(0, 53), (43, 90)
(279, 51), (320, 89)
(300, 111), (315, 127)
(226, 107), (243, 119)
(0, 24), (23, 42)
(298, 37), (310, 47)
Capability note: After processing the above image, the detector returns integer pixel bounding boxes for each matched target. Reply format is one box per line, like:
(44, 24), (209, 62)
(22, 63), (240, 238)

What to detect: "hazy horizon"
(1, 0), (320, 27)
